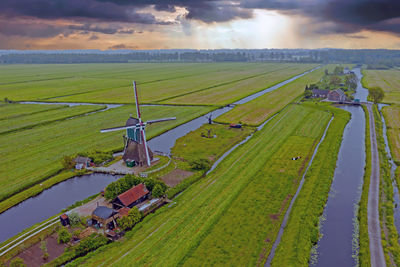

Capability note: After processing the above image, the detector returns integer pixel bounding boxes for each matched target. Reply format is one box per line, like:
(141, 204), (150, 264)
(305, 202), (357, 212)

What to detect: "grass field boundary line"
(265, 114), (334, 266)
(156, 65), (302, 103)
(0, 76), (75, 86)
(0, 218), (58, 257)
(0, 105), (107, 135)
(0, 104), (68, 121)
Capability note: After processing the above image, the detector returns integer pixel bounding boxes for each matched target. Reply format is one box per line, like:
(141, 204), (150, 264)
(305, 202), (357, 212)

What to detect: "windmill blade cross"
(100, 125), (137, 133)
(133, 81), (141, 120)
(140, 127), (151, 166)
(146, 117), (176, 124)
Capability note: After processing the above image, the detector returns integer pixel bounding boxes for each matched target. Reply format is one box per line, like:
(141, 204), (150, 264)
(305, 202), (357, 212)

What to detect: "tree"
(117, 207), (142, 230)
(333, 66), (344, 75)
(329, 75), (341, 87)
(152, 184), (165, 198)
(40, 240), (49, 260)
(68, 212), (81, 226)
(324, 69), (329, 75)
(57, 228), (72, 244)
(368, 86), (385, 103)
(304, 90), (312, 99)
(189, 158), (211, 171)
(10, 258), (26, 267)
(62, 155), (75, 170)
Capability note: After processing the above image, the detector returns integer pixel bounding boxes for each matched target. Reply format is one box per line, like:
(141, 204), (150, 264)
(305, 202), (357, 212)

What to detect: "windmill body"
(100, 81), (176, 167)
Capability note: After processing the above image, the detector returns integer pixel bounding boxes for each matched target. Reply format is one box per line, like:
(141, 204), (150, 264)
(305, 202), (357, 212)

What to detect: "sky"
(0, 0), (399, 50)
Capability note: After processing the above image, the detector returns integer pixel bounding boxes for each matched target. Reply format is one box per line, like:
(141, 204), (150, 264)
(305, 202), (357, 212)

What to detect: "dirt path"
(367, 103), (386, 267)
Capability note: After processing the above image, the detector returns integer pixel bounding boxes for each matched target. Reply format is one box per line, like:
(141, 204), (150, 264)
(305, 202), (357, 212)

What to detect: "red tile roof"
(118, 207), (130, 217)
(60, 214), (68, 220)
(117, 184), (149, 207)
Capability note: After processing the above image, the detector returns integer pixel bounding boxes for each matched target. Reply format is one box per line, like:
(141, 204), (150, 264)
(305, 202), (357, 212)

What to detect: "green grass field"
(362, 69), (400, 104)
(382, 105), (400, 165)
(0, 104), (106, 134)
(0, 63), (316, 105)
(0, 103), (213, 203)
(215, 65), (337, 126)
(66, 104), (332, 266)
(171, 124), (254, 162)
(270, 104), (350, 266)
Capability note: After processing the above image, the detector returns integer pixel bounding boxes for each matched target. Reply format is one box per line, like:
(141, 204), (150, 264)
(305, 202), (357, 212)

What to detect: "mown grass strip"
(270, 103), (350, 266)
(0, 104), (106, 134)
(214, 65), (336, 126)
(358, 104), (372, 267)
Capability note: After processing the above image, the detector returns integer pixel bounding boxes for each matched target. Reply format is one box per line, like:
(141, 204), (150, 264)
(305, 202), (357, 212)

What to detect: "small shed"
(74, 156), (91, 170)
(60, 214), (70, 226)
(92, 206), (118, 229)
(112, 184), (150, 209)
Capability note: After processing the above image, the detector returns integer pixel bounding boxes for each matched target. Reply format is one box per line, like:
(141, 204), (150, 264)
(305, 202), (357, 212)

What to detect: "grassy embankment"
(382, 105), (400, 166)
(373, 105), (400, 266)
(357, 105), (372, 267)
(362, 69), (400, 104)
(0, 104), (213, 213)
(269, 103), (350, 266)
(214, 65), (337, 126)
(65, 104), (332, 266)
(0, 63), (315, 105)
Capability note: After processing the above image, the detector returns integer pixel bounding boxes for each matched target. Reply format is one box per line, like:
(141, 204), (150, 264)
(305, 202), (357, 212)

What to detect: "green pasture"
(382, 105), (400, 165)
(215, 65), (337, 126)
(362, 69), (400, 104)
(0, 104), (106, 134)
(271, 104), (350, 266)
(0, 102), (66, 120)
(373, 105), (400, 265)
(68, 104), (332, 266)
(0, 63), (316, 105)
(171, 124), (254, 162)
(0, 104), (213, 203)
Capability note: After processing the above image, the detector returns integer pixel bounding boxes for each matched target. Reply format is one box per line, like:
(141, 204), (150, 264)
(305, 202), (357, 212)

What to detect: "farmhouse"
(112, 183), (150, 209)
(312, 89), (329, 98)
(328, 89), (347, 102)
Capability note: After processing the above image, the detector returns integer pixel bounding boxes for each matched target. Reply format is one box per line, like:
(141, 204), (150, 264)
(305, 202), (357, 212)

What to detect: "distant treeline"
(0, 49), (399, 67)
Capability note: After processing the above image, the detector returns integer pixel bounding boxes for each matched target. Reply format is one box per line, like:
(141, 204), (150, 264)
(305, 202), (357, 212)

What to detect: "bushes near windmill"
(104, 175), (167, 200)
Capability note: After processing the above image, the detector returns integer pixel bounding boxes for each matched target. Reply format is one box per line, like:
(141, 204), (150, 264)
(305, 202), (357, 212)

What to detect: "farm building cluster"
(60, 182), (164, 240)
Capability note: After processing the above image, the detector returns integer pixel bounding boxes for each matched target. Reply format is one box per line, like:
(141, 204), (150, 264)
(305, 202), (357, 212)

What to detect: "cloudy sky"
(0, 0), (399, 50)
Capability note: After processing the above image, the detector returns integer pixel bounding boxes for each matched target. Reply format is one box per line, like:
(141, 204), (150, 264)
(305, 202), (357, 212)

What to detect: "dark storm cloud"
(0, 0), (399, 36)
(0, 0), (161, 24)
(0, 20), (64, 37)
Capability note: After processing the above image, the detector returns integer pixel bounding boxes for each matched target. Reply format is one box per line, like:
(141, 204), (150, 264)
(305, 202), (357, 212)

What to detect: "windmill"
(100, 81), (176, 167)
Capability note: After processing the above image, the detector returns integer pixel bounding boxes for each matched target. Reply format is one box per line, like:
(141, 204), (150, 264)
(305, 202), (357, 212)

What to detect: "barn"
(112, 183), (150, 209)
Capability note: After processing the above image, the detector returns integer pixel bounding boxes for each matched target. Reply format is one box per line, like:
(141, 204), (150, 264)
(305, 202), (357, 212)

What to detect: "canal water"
(0, 174), (122, 243)
(310, 67), (368, 266)
(310, 105), (366, 267)
(0, 67), (318, 244)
